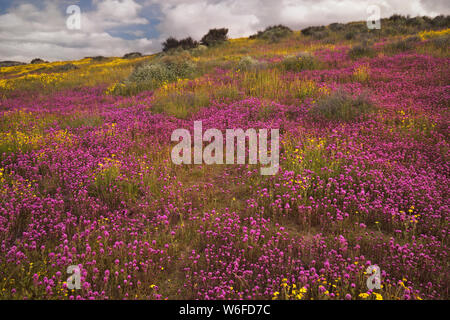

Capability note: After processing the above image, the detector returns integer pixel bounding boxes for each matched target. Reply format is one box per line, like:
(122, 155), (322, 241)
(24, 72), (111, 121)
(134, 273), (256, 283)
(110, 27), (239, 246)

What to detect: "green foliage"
(191, 45), (208, 56)
(59, 115), (104, 129)
(429, 34), (450, 54)
(299, 14), (449, 43)
(162, 37), (199, 52)
(250, 25), (293, 42)
(48, 63), (79, 73)
(348, 44), (376, 59)
(123, 52), (142, 59)
(89, 165), (142, 208)
(114, 53), (198, 95)
(310, 89), (376, 121)
(129, 63), (172, 83)
(301, 25), (326, 36)
(236, 56), (265, 71)
(201, 28), (228, 46)
(329, 23), (345, 32)
(278, 54), (320, 72)
(384, 36), (420, 54)
(152, 91), (210, 119)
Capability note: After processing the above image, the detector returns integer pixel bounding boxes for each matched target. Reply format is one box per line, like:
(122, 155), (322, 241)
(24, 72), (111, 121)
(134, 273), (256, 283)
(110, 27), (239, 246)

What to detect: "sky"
(0, 0), (449, 62)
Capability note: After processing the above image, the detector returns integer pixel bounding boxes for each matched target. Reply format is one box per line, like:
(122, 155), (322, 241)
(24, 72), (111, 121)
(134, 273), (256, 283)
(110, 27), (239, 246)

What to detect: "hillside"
(0, 16), (449, 300)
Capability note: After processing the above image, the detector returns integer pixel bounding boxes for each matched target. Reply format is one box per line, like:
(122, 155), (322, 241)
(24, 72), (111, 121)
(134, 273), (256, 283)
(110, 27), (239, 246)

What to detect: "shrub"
(310, 90), (376, 121)
(51, 63), (79, 72)
(162, 37), (180, 52)
(352, 64), (370, 83)
(301, 26), (325, 36)
(0, 61), (25, 67)
(311, 30), (330, 40)
(388, 14), (407, 23)
(30, 58), (46, 64)
(201, 28), (228, 46)
(131, 60), (195, 84)
(160, 54), (197, 78)
(90, 56), (108, 62)
(236, 56), (264, 71)
(348, 44), (376, 59)
(431, 15), (450, 28)
(123, 52), (142, 59)
(405, 16), (424, 27)
(345, 31), (356, 40)
(115, 54), (198, 95)
(250, 25), (293, 42)
(329, 23), (345, 31)
(191, 45), (208, 56)
(129, 63), (172, 83)
(162, 36), (199, 52)
(429, 34), (450, 52)
(178, 37), (199, 50)
(384, 36), (419, 53)
(152, 90), (210, 119)
(278, 53), (319, 72)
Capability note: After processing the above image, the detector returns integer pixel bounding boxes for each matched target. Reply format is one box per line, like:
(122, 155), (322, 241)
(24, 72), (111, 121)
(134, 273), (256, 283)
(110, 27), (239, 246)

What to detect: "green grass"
(310, 89), (376, 121)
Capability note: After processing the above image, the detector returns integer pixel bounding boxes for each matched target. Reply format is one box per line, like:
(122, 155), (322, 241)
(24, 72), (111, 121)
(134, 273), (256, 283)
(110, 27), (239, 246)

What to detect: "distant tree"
(162, 37), (181, 52)
(388, 14), (406, 22)
(31, 58), (46, 64)
(178, 37), (199, 50)
(123, 52), (142, 59)
(249, 25), (293, 42)
(162, 36), (199, 52)
(201, 28), (228, 46)
(301, 25), (325, 36)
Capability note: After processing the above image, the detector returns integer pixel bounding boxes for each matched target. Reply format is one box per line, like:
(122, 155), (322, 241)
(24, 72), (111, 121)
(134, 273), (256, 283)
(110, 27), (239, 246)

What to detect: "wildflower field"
(0, 21), (449, 300)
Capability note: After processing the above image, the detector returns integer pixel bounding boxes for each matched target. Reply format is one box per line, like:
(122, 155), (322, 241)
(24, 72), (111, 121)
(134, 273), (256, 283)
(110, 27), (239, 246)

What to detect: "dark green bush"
(345, 31), (356, 40)
(405, 16), (424, 27)
(162, 37), (199, 52)
(30, 58), (46, 64)
(123, 52), (142, 59)
(429, 34), (450, 54)
(388, 14), (407, 23)
(278, 54), (320, 72)
(201, 28), (228, 46)
(329, 23), (345, 31)
(48, 63), (78, 72)
(348, 44), (376, 59)
(301, 26), (325, 36)
(114, 53), (197, 95)
(311, 30), (330, 40)
(431, 15), (450, 28)
(310, 90), (376, 121)
(236, 56), (266, 71)
(385, 36), (419, 53)
(250, 25), (293, 42)
(162, 37), (180, 52)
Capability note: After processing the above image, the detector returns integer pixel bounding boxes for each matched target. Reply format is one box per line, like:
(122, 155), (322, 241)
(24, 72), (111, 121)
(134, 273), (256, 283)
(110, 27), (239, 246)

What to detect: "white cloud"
(155, 1), (260, 39)
(82, 0), (149, 32)
(0, 0), (156, 62)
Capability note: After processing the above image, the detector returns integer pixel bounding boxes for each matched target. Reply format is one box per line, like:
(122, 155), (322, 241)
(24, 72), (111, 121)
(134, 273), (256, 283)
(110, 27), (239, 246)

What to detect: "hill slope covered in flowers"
(0, 20), (449, 300)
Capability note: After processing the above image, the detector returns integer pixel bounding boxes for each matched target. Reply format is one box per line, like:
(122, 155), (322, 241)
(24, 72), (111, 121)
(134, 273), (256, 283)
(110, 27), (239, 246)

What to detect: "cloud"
(82, 0), (149, 32)
(0, 0), (157, 62)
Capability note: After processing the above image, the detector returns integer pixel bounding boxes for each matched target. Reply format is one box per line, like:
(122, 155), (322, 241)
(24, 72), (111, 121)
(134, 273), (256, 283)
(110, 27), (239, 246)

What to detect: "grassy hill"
(0, 15), (449, 300)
